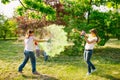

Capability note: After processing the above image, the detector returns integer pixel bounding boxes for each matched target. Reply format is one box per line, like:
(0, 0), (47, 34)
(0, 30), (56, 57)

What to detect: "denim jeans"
(84, 50), (95, 73)
(36, 50), (48, 61)
(36, 49), (40, 57)
(43, 51), (48, 61)
(18, 50), (36, 73)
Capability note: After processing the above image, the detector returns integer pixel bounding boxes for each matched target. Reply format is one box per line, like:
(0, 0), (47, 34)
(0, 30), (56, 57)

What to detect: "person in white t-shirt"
(83, 29), (99, 75)
(18, 29), (48, 75)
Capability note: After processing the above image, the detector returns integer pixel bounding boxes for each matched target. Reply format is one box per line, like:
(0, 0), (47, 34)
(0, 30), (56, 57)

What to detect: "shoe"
(91, 69), (96, 73)
(33, 71), (40, 75)
(86, 72), (91, 76)
(18, 71), (23, 73)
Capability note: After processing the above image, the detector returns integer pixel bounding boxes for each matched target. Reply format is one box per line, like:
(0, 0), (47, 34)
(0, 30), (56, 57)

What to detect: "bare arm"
(33, 39), (48, 42)
(84, 36), (97, 44)
(74, 29), (81, 34)
(76, 30), (81, 34)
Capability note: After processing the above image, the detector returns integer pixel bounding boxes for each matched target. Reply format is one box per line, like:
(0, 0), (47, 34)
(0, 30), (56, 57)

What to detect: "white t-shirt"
(85, 34), (97, 50)
(35, 45), (40, 50)
(24, 36), (35, 51)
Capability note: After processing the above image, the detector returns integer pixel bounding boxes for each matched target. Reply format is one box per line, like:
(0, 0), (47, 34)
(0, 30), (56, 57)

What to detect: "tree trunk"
(3, 31), (7, 40)
(115, 1), (120, 40)
(3, 35), (6, 40)
(87, 0), (92, 24)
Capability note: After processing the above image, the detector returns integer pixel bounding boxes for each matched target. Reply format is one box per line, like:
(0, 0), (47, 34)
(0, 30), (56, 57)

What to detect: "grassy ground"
(0, 39), (120, 80)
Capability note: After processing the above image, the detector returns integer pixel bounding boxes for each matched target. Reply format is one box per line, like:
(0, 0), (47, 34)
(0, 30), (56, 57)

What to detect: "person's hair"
(90, 29), (99, 43)
(25, 29), (34, 38)
(34, 41), (38, 45)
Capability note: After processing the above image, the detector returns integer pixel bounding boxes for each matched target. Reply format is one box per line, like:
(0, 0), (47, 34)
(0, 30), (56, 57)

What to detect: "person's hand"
(80, 30), (86, 36)
(72, 28), (81, 34)
(47, 39), (51, 43)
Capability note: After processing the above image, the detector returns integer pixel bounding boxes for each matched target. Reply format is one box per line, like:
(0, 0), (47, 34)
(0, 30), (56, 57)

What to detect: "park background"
(0, 0), (120, 80)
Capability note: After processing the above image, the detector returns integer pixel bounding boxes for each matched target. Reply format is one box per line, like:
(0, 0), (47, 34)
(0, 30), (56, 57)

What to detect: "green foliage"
(89, 10), (120, 44)
(1, 0), (10, 4)
(16, 7), (26, 16)
(110, 13), (120, 40)
(89, 11), (111, 45)
(62, 32), (84, 56)
(0, 15), (17, 39)
(62, 0), (120, 54)
(46, 14), (56, 21)
(61, 0), (90, 55)
(17, 0), (55, 15)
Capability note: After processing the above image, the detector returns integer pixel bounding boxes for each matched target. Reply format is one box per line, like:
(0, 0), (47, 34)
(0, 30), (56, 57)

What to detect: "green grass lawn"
(0, 39), (120, 80)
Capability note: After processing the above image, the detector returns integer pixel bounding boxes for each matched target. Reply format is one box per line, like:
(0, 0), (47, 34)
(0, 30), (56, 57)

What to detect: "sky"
(0, 0), (20, 18)
(92, 5), (113, 12)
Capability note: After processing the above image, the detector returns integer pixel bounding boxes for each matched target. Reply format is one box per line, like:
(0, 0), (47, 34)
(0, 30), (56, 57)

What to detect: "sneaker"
(91, 69), (96, 73)
(33, 71), (40, 75)
(86, 72), (91, 76)
(18, 71), (23, 74)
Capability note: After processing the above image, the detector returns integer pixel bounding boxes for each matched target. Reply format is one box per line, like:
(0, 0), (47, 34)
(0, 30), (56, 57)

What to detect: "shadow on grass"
(99, 74), (120, 80)
(22, 74), (59, 80)
(0, 40), (120, 80)
(42, 56), (85, 67)
(0, 40), (24, 62)
(1, 40), (120, 64)
(94, 47), (120, 64)
(46, 47), (120, 66)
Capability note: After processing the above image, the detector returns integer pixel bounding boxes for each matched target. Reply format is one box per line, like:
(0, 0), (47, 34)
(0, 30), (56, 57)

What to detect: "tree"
(0, 15), (17, 39)
(111, 0), (120, 40)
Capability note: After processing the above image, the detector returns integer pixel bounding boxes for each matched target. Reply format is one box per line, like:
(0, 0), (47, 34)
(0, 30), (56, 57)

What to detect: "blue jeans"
(43, 51), (48, 61)
(84, 50), (95, 73)
(18, 50), (36, 73)
(36, 50), (48, 61)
